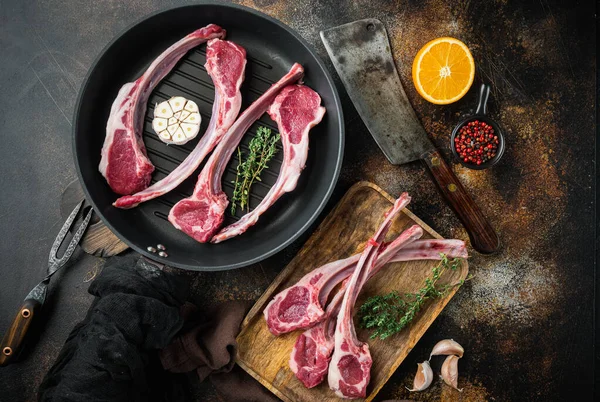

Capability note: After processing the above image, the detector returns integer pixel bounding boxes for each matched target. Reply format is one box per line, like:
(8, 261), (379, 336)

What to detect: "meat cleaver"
(321, 19), (499, 254)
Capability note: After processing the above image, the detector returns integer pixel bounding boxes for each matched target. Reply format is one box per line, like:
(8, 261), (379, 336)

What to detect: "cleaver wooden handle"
(421, 149), (500, 254)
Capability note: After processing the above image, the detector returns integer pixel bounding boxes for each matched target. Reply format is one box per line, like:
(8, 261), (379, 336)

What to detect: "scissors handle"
(0, 298), (42, 366)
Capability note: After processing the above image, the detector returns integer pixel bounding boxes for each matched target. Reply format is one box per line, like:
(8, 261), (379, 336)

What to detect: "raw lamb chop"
(290, 225), (422, 388)
(289, 285), (342, 389)
(100, 24), (225, 195)
(265, 232), (466, 336)
(113, 39), (246, 208)
(264, 193), (412, 336)
(265, 254), (360, 336)
(169, 64), (304, 242)
(211, 84), (326, 243)
(328, 196), (407, 399)
(290, 237), (467, 388)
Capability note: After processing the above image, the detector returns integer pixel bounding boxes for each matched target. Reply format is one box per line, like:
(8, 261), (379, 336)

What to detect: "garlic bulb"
(429, 339), (464, 359)
(152, 96), (201, 145)
(440, 355), (462, 391)
(406, 360), (433, 392)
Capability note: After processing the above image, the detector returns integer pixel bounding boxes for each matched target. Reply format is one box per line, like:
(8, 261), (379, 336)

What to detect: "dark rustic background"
(0, 0), (595, 401)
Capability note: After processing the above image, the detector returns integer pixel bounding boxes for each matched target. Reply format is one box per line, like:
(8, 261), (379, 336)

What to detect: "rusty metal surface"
(0, 0), (594, 401)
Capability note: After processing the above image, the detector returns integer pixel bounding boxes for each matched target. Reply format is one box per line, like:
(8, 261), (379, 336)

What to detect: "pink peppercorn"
(455, 120), (498, 164)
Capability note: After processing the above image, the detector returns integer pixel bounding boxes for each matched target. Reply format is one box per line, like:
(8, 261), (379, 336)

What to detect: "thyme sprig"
(359, 254), (469, 340)
(231, 126), (280, 215)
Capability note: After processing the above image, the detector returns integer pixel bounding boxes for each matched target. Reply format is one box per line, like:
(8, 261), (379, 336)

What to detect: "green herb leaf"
(358, 254), (465, 340)
(230, 126), (280, 214)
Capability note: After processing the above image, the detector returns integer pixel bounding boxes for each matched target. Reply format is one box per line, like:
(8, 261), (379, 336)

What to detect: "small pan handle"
(475, 84), (490, 115)
(0, 298), (42, 366)
(422, 149), (500, 254)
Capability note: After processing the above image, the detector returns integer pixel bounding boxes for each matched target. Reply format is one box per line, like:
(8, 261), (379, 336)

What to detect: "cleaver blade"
(320, 18), (432, 165)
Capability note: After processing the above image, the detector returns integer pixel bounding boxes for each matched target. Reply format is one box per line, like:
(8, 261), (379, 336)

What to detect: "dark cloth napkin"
(38, 255), (278, 402)
(38, 256), (189, 401)
(160, 301), (279, 402)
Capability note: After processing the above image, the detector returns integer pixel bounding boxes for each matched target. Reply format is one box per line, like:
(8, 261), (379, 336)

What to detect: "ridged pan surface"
(74, 2), (344, 271)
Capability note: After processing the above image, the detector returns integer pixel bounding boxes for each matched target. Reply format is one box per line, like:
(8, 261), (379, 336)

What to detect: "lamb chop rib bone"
(328, 196), (409, 399)
(211, 84), (326, 243)
(168, 64), (305, 243)
(99, 24), (225, 196)
(290, 237), (467, 388)
(113, 39), (246, 208)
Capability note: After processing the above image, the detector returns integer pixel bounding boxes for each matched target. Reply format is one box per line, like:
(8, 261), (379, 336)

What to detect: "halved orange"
(412, 37), (475, 105)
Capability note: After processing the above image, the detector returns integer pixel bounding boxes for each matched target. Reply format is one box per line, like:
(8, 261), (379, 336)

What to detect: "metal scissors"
(0, 200), (93, 366)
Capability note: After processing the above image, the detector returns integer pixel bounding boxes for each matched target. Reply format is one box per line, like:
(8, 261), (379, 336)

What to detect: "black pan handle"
(475, 84), (490, 115)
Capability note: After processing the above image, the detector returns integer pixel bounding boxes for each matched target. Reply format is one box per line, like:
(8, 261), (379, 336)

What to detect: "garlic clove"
(167, 124), (178, 136)
(152, 117), (168, 133)
(183, 112), (200, 124)
(154, 102), (173, 118)
(406, 360), (433, 392)
(172, 127), (187, 144)
(179, 110), (191, 121)
(181, 122), (199, 139)
(168, 96), (187, 113)
(429, 339), (464, 359)
(158, 130), (171, 141)
(184, 101), (198, 113)
(440, 355), (462, 392)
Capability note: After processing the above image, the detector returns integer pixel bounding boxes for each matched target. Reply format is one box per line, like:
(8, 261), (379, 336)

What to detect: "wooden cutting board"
(236, 181), (469, 401)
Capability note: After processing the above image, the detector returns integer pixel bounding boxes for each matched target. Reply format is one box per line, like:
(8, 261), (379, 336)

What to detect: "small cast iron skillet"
(450, 84), (505, 170)
(73, 2), (344, 271)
